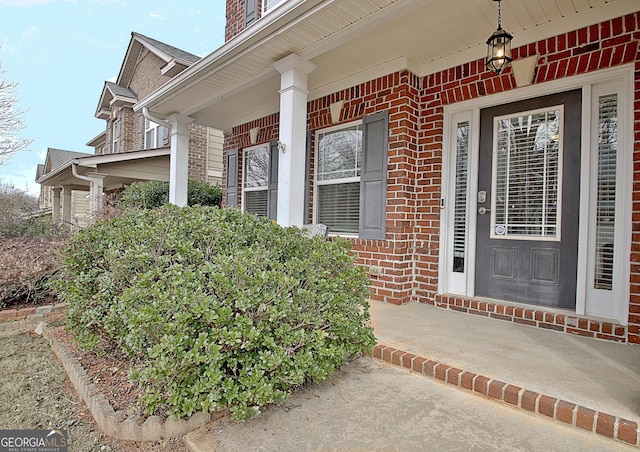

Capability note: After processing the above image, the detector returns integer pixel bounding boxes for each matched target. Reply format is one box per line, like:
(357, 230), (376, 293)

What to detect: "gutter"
(72, 162), (95, 183)
(142, 107), (171, 128)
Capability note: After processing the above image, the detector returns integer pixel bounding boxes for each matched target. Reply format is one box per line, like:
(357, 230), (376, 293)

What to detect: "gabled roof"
(35, 164), (44, 182)
(95, 81), (138, 119)
(86, 130), (107, 148)
(118, 32), (200, 88)
(44, 148), (92, 174)
(95, 32), (200, 119)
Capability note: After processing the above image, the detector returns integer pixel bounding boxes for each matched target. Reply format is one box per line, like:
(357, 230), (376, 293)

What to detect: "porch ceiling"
(37, 150), (170, 190)
(137, 0), (635, 130)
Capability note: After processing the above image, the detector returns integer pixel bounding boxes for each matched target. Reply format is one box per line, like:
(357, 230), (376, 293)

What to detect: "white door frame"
(439, 64), (634, 324)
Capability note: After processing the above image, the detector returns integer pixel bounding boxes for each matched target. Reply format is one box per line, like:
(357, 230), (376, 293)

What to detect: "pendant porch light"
(486, 0), (513, 74)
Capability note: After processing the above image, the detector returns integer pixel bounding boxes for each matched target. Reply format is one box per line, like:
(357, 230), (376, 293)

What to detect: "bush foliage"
(58, 206), (374, 419)
(118, 180), (222, 210)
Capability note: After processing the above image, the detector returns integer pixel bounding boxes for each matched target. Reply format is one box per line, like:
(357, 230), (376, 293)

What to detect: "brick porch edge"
(41, 325), (210, 441)
(373, 344), (639, 448)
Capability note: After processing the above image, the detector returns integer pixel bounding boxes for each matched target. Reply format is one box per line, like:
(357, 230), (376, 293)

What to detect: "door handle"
(478, 207), (490, 215)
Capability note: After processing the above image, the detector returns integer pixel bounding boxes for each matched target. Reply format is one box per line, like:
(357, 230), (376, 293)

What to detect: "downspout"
(71, 161), (93, 183)
(72, 162), (101, 219)
(142, 107), (171, 129)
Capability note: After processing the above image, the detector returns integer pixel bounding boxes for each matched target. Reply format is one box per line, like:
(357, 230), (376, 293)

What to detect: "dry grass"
(0, 331), (120, 451)
(0, 330), (191, 451)
(0, 236), (63, 309)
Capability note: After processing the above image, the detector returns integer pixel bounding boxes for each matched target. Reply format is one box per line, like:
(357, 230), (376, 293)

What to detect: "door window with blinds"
(593, 94), (617, 291)
(315, 121), (362, 234)
(453, 121), (469, 273)
(491, 106), (563, 240)
(243, 144), (269, 217)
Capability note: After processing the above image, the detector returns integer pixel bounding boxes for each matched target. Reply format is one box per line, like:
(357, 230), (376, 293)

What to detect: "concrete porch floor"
(371, 300), (640, 442)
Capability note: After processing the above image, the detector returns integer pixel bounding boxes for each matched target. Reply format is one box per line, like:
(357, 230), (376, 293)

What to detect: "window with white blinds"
(243, 145), (269, 217)
(594, 94), (618, 290)
(316, 123), (362, 234)
(453, 121), (469, 272)
(492, 107), (562, 240)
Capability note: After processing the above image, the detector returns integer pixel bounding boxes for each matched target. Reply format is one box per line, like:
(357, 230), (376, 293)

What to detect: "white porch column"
(61, 185), (72, 225)
(87, 173), (106, 218)
(52, 187), (61, 225)
(273, 54), (316, 227)
(167, 113), (194, 207)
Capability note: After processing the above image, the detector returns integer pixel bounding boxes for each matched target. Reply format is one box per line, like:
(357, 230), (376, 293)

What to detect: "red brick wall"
(224, 72), (421, 305)
(225, 0), (264, 42)
(222, 12), (640, 342)
(308, 72), (421, 306)
(222, 112), (280, 208)
(416, 12), (640, 343)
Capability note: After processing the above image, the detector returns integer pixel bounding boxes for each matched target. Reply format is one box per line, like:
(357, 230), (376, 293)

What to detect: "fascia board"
(135, 0), (321, 113)
(76, 148), (170, 167)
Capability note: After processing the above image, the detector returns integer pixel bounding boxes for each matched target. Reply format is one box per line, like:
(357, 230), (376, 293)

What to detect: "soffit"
(140, 0), (634, 130)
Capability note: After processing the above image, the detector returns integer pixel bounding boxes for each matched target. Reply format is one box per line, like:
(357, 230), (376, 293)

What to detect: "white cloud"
(149, 10), (164, 21)
(37, 149), (46, 160)
(0, 169), (39, 196)
(107, 74), (116, 83)
(0, 0), (71, 6)
(21, 25), (38, 40)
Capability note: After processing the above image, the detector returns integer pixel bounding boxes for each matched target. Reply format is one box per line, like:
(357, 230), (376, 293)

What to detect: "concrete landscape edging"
(41, 324), (211, 441)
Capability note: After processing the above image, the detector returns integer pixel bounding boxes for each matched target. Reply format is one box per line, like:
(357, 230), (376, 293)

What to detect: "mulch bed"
(46, 326), (146, 419)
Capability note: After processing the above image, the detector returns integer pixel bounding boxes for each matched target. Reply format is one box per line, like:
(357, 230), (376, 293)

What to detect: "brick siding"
(416, 12), (640, 343)
(188, 123), (208, 182)
(222, 12), (640, 343)
(129, 49), (173, 100)
(225, 0), (264, 42)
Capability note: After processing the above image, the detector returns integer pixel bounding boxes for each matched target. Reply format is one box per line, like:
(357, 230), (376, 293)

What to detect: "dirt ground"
(0, 330), (189, 452)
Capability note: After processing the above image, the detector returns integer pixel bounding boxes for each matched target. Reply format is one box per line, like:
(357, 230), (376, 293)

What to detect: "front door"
(475, 90), (582, 309)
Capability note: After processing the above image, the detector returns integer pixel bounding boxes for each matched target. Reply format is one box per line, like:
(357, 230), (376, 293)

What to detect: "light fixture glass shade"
(486, 27), (513, 74)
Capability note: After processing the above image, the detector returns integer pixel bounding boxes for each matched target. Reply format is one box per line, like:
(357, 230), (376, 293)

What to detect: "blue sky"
(0, 0), (226, 195)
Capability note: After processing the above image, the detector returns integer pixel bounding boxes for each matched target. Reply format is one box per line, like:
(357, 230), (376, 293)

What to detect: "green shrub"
(119, 180), (222, 210)
(187, 180), (223, 207)
(58, 206), (374, 420)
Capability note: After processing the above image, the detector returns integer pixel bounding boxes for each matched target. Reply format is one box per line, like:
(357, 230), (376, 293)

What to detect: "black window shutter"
(267, 139), (279, 220)
(303, 131), (312, 224)
(359, 111), (389, 240)
(225, 149), (239, 207)
(245, 0), (258, 27)
(137, 114), (144, 150)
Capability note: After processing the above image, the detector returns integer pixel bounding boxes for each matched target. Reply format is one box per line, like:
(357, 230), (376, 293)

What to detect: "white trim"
(441, 64), (634, 323)
(241, 143), (270, 216)
(312, 119), (363, 232)
(581, 79), (633, 324)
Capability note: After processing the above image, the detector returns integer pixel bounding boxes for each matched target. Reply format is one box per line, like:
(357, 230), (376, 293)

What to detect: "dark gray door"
(475, 90), (581, 309)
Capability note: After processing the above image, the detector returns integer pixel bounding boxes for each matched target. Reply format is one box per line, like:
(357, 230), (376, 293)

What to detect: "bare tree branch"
(0, 61), (32, 165)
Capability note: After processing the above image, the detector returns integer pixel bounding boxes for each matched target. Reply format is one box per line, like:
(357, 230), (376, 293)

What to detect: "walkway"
(186, 300), (640, 451)
(371, 300), (640, 446)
